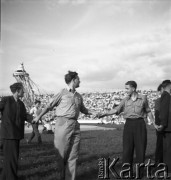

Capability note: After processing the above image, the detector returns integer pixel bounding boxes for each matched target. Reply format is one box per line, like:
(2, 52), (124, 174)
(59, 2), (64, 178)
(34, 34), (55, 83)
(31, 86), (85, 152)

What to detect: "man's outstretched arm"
(97, 108), (118, 118)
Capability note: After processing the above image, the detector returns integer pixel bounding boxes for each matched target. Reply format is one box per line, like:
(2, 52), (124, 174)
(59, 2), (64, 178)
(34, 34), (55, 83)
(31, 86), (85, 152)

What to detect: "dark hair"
(157, 84), (163, 91)
(162, 80), (171, 88)
(35, 100), (41, 104)
(10, 82), (23, 93)
(125, 81), (137, 90)
(65, 71), (78, 84)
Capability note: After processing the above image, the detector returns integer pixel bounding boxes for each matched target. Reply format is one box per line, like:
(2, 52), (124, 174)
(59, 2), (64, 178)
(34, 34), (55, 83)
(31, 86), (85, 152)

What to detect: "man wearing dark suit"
(154, 84), (164, 164)
(158, 80), (171, 174)
(0, 82), (32, 180)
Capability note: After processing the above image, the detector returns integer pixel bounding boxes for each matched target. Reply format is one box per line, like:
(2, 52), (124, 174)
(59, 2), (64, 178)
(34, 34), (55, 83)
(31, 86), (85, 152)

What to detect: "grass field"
(0, 124), (157, 180)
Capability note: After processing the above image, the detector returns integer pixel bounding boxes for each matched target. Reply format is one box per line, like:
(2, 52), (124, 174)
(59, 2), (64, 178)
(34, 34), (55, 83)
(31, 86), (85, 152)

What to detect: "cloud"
(78, 24), (171, 89)
(40, 23), (171, 91)
(1, 0), (171, 93)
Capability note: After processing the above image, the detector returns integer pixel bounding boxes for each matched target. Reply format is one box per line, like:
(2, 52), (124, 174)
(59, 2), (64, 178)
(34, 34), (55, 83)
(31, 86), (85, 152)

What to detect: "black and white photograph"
(0, 0), (171, 179)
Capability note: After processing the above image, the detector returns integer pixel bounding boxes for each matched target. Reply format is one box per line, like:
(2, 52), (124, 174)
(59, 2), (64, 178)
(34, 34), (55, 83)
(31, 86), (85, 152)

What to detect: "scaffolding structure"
(13, 63), (42, 109)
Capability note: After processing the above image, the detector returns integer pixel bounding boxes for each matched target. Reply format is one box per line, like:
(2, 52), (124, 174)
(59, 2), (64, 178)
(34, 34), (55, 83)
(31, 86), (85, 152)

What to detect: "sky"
(1, 0), (171, 94)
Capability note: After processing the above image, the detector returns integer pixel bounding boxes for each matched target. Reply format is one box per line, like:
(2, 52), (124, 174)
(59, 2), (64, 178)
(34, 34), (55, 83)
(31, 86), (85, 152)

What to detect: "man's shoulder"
(57, 88), (67, 95)
(1, 96), (13, 102)
(138, 94), (147, 99)
(75, 91), (81, 95)
(161, 91), (170, 99)
(52, 89), (66, 98)
(3, 96), (12, 99)
(137, 94), (149, 103)
(75, 91), (83, 99)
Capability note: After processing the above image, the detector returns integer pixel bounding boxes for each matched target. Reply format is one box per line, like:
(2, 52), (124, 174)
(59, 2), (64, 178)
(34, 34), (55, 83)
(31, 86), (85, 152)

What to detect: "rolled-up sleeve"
(115, 97), (127, 114)
(47, 91), (62, 110)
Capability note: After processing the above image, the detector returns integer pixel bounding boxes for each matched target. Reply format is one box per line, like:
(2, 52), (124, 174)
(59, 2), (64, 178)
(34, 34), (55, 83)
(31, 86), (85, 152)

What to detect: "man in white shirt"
(32, 71), (97, 180)
(27, 100), (42, 144)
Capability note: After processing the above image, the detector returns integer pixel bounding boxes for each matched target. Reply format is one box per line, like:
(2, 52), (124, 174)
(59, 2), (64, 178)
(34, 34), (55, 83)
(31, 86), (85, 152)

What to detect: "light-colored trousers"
(54, 117), (80, 180)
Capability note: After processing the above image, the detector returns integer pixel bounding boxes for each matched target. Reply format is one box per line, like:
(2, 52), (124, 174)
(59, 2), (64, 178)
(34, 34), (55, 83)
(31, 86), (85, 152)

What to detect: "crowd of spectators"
(79, 89), (158, 124)
(0, 89), (159, 125)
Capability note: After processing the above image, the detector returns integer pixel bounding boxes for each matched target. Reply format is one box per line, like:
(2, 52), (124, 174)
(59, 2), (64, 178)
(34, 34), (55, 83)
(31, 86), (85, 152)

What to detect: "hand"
(88, 110), (99, 118)
(42, 119), (47, 125)
(95, 112), (106, 119)
(156, 125), (164, 132)
(91, 112), (97, 119)
(26, 113), (33, 123)
(91, 111), (99, 119)
(153, 123), (159, 130)
(32, 117), (39, 124)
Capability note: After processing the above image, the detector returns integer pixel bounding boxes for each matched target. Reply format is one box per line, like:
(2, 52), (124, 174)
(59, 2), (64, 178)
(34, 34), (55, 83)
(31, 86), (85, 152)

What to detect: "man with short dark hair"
(27, 100), (42, 144)
(97, 80), (156, 178)
(154, 84), (164, 164)
(0, 82), (32, 180)
(32, 71), (97, 180)
(158, 79), (171, 174)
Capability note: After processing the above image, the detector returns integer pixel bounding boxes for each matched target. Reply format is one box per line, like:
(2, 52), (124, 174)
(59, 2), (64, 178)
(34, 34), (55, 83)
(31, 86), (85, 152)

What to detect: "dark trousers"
(1, 139), (20, 180)
(163, 132), (171, 173)
(28, 123), (42, 143)
(123, 118), (147, 164)
(155, 131), (163, 164)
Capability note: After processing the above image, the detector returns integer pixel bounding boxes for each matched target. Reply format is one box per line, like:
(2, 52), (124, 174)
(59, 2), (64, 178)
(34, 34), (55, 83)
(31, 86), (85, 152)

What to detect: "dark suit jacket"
(0, 96), (27, 139)
(159, 91), (171, 132)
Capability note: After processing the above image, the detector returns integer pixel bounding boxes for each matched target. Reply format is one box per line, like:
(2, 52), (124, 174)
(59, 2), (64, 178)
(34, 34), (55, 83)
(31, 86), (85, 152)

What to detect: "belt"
(57, 116), (77, 121)
(126, 118), (144, 121)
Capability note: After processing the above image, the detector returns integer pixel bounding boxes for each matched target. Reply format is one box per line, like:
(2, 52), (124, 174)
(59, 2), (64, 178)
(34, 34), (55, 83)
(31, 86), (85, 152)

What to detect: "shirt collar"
(12, 95), (19, 102)
(128, 92), (142, 101)
(66, 86), (77, 94)
(66, 86), (70, 91)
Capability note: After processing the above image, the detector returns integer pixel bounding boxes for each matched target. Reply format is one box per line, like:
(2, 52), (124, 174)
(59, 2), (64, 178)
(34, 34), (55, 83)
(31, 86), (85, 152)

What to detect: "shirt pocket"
(135, 101), (143, 114)
(124, 101), (133, 114)
(61, 94), (74, 105)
